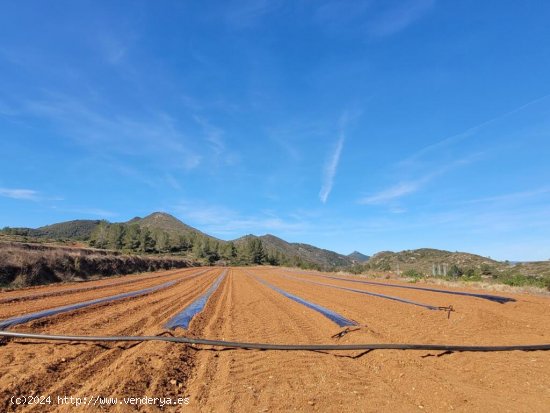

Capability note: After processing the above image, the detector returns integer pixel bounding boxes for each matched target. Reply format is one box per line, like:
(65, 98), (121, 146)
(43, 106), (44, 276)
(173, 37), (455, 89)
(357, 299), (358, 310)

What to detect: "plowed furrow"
(0, 268), (222, 412)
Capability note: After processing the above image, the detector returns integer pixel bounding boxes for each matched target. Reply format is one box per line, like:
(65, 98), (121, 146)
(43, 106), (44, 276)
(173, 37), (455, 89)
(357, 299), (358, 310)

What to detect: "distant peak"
(348, 251), (370, 262)
(146, 212), (177, 220)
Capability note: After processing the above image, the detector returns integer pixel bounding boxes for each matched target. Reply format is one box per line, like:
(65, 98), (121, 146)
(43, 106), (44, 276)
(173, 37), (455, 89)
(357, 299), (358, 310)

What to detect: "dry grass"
(414, 276), (550, 296)
(0, 241), (194, 289)
(332, 269), (550, 296)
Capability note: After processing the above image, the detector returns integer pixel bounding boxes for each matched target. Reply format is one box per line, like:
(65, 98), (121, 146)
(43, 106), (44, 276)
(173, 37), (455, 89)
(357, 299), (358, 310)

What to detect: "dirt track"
(1, 267), (549, 412)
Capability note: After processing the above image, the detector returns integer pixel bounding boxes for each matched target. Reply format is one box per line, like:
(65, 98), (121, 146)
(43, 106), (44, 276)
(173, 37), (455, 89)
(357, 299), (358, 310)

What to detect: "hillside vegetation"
(2, 212), (550, 289)
(1, 212), (354, 270)
(0, 241), (193, 288)
(2, 220), (100, 240)
(235, 234), (355, 270)
(362, 248), (550, 290)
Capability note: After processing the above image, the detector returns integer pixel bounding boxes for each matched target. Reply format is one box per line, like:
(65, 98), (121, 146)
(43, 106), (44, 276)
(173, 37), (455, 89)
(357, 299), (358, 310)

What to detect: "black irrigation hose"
(1, 331), (550, 352)
(311, 273), (516, 304)
(281, 274), (452, 312)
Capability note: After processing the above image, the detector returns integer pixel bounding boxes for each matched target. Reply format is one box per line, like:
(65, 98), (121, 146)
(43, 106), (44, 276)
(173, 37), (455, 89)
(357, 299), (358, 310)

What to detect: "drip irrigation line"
(253, 276), (358, 328)
(281, 274), (453, 312)
(1, 331), (549, 352)
(0, 269), (211, 330)
(165, 269), (228, 330)
(309, 273), (515, 304)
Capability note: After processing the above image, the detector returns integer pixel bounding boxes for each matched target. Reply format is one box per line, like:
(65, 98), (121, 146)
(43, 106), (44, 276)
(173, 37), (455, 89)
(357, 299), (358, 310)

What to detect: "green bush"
(403, 268), (422, 279)
(348, 264), (365, 274)
(496, 273), (550, 289)
(448, 264), (463, 277)
(480, 263), (494, 276)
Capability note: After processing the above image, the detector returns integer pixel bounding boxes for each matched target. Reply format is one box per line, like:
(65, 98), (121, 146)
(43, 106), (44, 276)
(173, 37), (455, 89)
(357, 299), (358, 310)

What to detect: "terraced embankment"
(1, 267), (549, 412)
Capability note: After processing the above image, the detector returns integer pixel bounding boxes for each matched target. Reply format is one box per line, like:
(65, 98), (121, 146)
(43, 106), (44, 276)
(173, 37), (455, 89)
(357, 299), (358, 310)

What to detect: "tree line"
(87, 221), (318, 267)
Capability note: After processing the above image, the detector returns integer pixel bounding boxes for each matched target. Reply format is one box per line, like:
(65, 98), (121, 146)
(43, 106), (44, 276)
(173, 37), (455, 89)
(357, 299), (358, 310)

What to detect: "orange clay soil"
(0, 267), (194, 304)
(0, 268), (221, 413)
(1, 266), (550, 412)
(0, 267), (204, 320)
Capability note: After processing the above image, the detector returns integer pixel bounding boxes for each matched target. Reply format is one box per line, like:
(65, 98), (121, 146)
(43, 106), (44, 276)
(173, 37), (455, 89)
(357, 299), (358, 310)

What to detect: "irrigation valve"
(441, 305), (455, 319)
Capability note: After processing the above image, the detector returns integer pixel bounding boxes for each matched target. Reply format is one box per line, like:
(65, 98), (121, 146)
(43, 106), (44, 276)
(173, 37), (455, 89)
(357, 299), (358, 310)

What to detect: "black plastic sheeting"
(0, 271), (175, 305)
(165, 270), (227, 330)
(0, 279), (180, 330)
(0, 270), (211, 330)
(255, 277), (358, 327)
(307, 273), (515, 304)
(282, 274), (447, 311)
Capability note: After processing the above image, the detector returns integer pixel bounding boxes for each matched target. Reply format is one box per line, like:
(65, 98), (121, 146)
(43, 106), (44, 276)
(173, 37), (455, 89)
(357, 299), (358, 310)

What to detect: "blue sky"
(1, 1), (550, 261)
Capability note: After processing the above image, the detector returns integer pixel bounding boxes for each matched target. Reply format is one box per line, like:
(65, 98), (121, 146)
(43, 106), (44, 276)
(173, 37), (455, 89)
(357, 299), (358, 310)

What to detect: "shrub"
(403, 268), (422, 279)
(448, 264), (463, 277)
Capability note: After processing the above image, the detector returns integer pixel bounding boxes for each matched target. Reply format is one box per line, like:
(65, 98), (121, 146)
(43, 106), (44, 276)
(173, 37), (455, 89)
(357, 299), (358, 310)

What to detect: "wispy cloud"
(21, 93), (203, 172)
(368, 0), (436, 37)
(314, 0), (372, 27)
(97, 32), (132, 65)
(173, 201), (307, 236)
(313, 0), (433, 38)
(360, 181), (421, 205)
(360, 154), (482, 205)
(51, 206), (118, 218)
(164, 173), (182, 191)
(462, 187), (550, 205)
(401, 93), (550, 167)
(0, 100), (18, 117)
(319, 115), (348, 203)
(0, 188), (40, 201)
(267, 120), (330, 162)
(193, 115), (240, 167)
(225, 0), (283, 29)
(362, 94), (550, 208)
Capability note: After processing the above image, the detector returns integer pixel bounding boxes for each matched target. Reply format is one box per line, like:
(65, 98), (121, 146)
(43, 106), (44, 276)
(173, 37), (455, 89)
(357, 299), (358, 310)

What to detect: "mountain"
(235, 234), (355, 269)
(348, 251), (370, 263)
(1, 220), (101, 240)
(8, 213), (543, 275)
(367, 248), (498, 274)
(36, 220), (101, 240)
(128, 212), (220, 242)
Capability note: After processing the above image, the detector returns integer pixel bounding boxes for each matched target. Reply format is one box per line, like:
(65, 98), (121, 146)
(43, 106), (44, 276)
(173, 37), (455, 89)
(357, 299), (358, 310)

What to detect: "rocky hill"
(235, 234), (355, 269)
(1, 220), (100, 240)
(348, 251), (370, 263)
(3, 213), (549, 284)
(367, 248), (497, 274)
(129, 212), (220, 242)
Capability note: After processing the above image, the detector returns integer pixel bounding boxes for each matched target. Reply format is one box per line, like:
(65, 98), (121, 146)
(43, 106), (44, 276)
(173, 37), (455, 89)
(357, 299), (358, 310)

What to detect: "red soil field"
(1, 267), (549, 412)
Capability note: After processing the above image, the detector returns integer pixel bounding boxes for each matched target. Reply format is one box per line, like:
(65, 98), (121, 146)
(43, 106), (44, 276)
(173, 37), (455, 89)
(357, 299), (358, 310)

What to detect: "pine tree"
(139, 228), (154, 253)
(246, 238), (266, 264)
(107, 224), (125, 250)
(153, 230), (170, 253)
(89, 221), (110, 249)
(123, 224), (141, 251)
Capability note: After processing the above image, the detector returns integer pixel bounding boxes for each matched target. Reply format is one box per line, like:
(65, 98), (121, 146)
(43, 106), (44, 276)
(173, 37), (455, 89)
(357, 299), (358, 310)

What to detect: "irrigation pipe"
(281, 274), (453, 312)
(253, 276), (358, 328)
(310, 273), (515, 304)
(1, 331), (549, 352)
